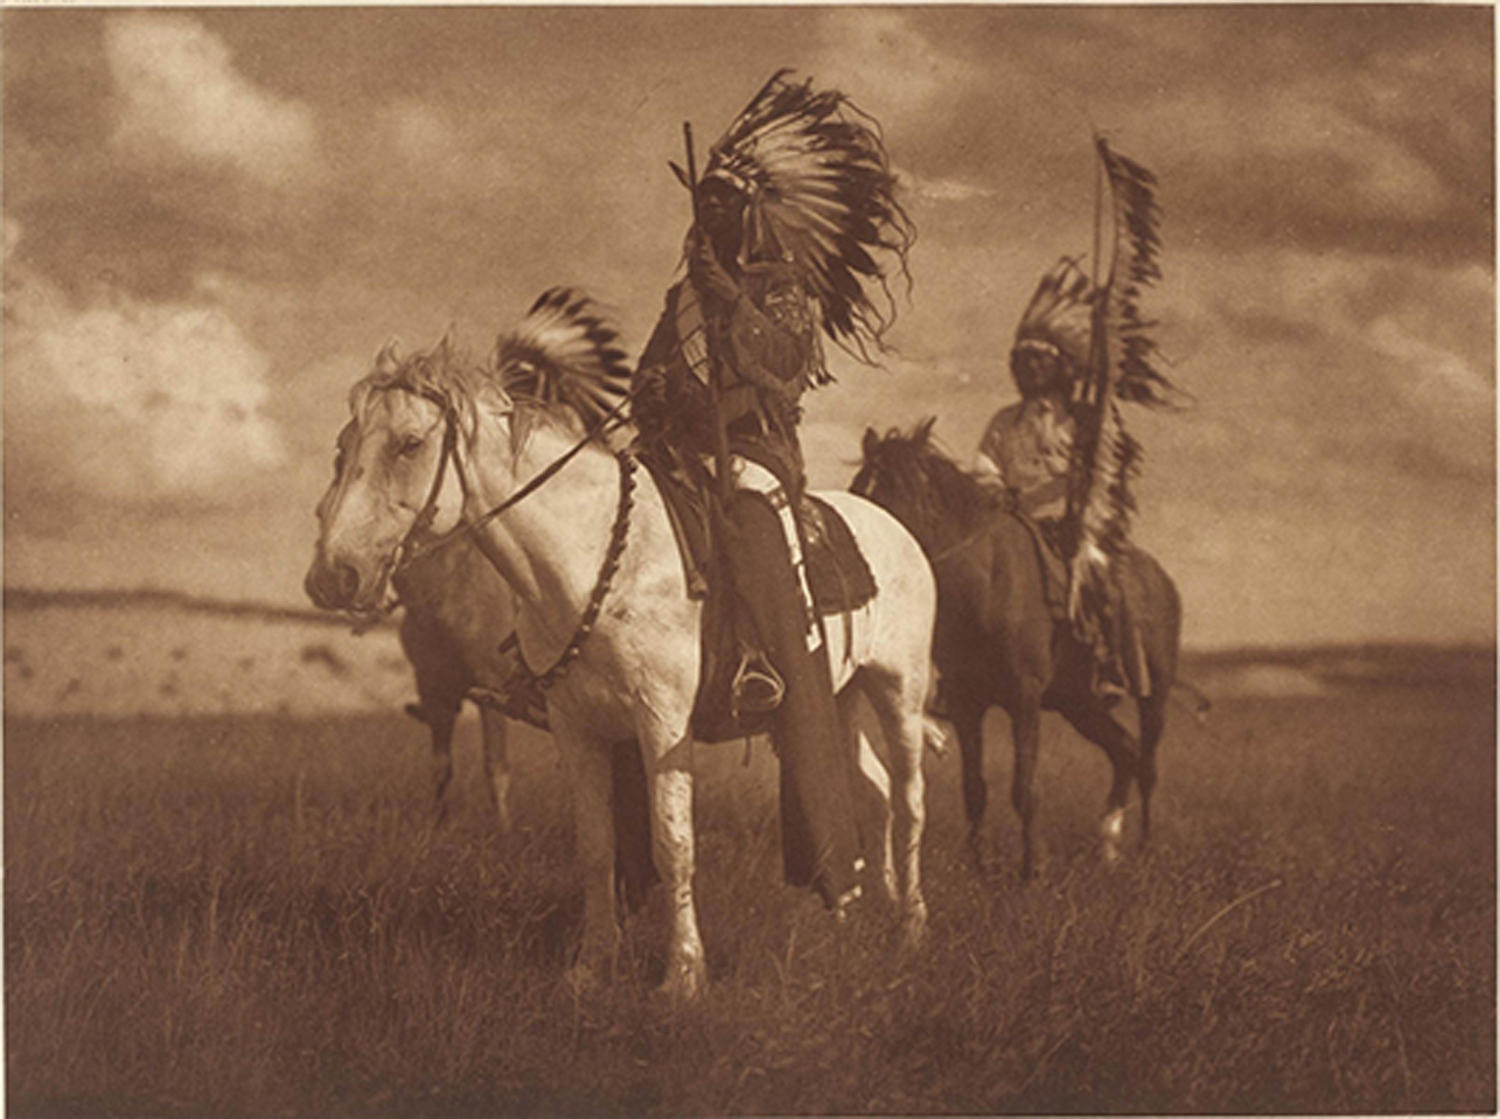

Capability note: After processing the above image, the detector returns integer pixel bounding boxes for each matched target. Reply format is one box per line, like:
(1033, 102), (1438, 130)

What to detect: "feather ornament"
(703, 69), (916, 365)
(494, 288), (632, 428)
(1066, 138), (1175, 622)
(1092, 139), (1176, 409)
(1013, 256), (1096, 372)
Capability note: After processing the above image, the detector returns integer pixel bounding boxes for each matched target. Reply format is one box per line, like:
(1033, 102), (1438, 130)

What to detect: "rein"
(345, 390), (629, 632)
(479, 449), (638, 726)
(926, 524), (991, 567)
(373, 385), (637, 726)
(394, 393), (631, 575)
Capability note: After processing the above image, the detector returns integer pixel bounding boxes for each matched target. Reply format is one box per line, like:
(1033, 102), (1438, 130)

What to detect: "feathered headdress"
(1066, 138), (1179, 623)
(697, 69), (916, 363)
(493, 288), (632, 428)
(1013, 256), (1096, 377)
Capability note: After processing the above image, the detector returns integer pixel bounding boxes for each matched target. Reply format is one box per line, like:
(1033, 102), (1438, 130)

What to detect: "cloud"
(898, 167), (998, 205)
(813, 9), (982, 115)
(5, 229), (285, 507)
(1157, 244), (1494, 494)
(104, 12), (319, 187)
(373, 98), (525, 204)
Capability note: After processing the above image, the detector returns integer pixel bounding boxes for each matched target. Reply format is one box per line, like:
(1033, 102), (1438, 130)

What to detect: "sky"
(3, 4), (1494, 651)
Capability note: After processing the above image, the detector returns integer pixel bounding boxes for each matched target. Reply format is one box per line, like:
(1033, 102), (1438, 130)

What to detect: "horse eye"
(396, 434), (426, 458)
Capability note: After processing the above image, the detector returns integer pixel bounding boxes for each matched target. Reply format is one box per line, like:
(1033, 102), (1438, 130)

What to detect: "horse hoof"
(1099, 808), (1126, 866)
(899, 903), (929, 952)
(564, 963), (602, 999)
(565, 942), (618, 999)
(655, 958), (707, 1004)
(966, 835), (990, 878)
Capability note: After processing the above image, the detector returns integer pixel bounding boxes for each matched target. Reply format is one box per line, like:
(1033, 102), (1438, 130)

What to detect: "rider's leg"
(723, 490), (863, 909)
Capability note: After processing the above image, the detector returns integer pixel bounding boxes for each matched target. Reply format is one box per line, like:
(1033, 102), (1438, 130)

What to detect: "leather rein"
(353, 390), (634, 712)
(391, 389), (631, 577)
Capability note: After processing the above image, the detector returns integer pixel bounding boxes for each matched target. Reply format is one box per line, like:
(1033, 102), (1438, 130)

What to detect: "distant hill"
(3, 585), (394, 630)
(1185, 642), (1495, 691)
(3, 585), (1492, 718)
(3, 587), (409, 718)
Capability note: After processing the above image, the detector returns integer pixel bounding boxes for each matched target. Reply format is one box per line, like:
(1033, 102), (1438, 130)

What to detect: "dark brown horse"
(852, 419), (1182, 878)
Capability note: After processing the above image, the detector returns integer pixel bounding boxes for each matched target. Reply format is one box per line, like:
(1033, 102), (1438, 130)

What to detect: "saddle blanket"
(641, 452), (877, 616)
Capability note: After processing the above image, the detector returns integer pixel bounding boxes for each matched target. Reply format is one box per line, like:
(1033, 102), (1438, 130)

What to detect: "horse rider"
(632, 71), (914, 911)
(974, 257), (1130, 698)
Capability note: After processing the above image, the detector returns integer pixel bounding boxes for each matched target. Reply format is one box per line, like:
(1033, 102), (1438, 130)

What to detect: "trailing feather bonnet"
(695, 69), (916, 371)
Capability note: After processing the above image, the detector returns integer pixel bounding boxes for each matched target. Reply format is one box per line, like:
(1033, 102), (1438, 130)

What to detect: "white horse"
(308, 424), (519, 830)
(305, 323), (936, 1001)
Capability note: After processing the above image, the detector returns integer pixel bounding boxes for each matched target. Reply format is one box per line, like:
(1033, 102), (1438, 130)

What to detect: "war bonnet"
(698, 69), (916, 366)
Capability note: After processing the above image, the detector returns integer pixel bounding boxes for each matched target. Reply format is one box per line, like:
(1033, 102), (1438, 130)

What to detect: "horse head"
(851, 417), (944, 541)
(305, 290), (629, 616)
(852, 417), (998, 554)
(305, 335), (508, 615)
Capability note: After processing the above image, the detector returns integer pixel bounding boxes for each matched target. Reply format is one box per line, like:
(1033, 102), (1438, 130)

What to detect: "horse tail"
(1125, 547), (1183, 692)
(1171, 678), (1213, 725)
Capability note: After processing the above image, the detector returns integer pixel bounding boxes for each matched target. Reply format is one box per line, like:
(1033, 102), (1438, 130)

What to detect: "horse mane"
(350, 290), (626, 451)
(862, 419), (997, 541)
(349, 335), (488, 419)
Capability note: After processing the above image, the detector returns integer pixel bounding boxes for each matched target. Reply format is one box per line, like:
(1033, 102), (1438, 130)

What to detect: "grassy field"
(6, 648), (1494, 1115)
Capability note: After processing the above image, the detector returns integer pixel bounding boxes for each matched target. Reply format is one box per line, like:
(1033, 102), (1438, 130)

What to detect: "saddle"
(640, 451), (877, 742)
(1004, 503), (1153, 698)
(1003, 504), (1070, 622)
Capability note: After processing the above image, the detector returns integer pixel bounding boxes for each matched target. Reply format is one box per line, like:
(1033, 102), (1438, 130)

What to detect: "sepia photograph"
(4, 4), (1494, 1115)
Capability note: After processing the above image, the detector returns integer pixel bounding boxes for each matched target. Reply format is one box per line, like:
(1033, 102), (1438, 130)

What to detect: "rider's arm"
(689, 240), (808, 396)
(630, 297), (681, 437)
(1036, 396), (1076, 478)
(973, 409), (1012, 489)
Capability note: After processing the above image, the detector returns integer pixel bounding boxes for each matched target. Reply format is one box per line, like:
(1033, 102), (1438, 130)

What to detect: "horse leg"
(553, 726), (620, 993)
(417, 700), (458, 827)
(950, 701), (989, 875)
(838, 687), (898, 906)
(642, 733), (707, 1001)
(477, 706), (512, 833)
(1058, 702), (1140, 865)
(860, 670), (929, 948)
(1008, 680), (1044, 881)
(1137, 693), (1168, 848)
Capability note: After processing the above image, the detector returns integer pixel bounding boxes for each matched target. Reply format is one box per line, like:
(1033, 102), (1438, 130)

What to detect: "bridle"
(349, 383), (636, 716)
(389, 387), (632, 578)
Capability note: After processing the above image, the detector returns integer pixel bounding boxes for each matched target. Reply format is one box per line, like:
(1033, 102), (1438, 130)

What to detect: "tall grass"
(6, 669), (1494, 1115)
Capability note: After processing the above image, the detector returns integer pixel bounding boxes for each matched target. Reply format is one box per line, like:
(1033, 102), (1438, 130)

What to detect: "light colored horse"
(305, 328), (936, 1001)
(308, 425), (520, 829)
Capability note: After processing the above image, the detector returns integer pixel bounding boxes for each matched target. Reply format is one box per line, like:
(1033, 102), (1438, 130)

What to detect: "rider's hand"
(689, 233), (741, 312)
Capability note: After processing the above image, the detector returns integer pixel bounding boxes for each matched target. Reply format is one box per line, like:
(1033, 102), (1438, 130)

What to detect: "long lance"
(682, 121), (735, 508)
(1067, 136), (1117, 621)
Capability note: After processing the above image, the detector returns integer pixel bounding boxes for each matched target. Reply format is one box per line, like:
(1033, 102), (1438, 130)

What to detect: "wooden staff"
(683, 121), (735, 507)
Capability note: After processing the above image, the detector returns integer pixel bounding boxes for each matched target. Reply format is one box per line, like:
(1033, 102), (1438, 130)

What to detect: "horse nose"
(305, 556), (361, 610)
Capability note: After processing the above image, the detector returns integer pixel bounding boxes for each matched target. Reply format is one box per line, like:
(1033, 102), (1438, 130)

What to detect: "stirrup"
(732, 653), (785, 716)
(1094, 664), (1128, 702)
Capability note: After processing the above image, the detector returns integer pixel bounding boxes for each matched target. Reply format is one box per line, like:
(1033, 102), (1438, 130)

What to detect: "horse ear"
(862, 426), (880, 458)
(916, 416), (938, 444)
(375, 338), (402, 374)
